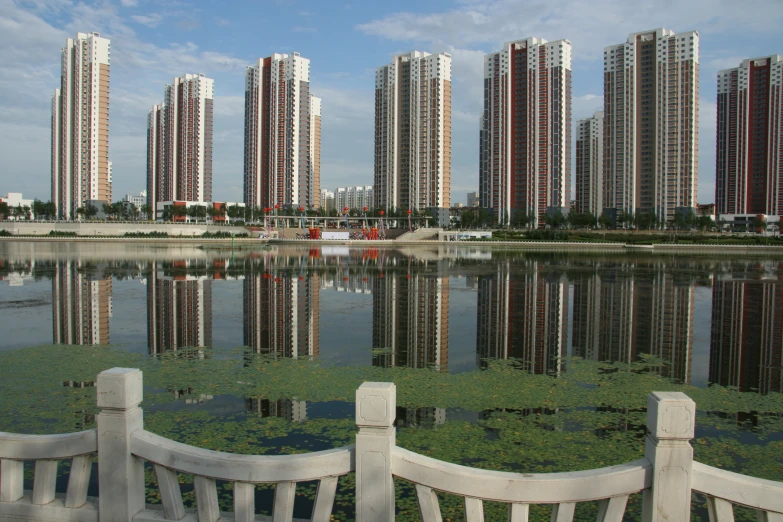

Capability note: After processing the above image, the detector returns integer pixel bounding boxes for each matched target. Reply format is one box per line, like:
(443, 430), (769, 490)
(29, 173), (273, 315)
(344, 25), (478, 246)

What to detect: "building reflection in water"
(147, 260), (212, 354)
(245, 398), (307, 422)
(571, 262), (695, 384)
(476, 260), (568, 375)
(710, 261), (783, 394)
(572, 265), (634, 364)
(53, 260), (112, 345)
(395, 406), (446, 428)
(372, 263), (449, 371)
(244, 255), (320, 359)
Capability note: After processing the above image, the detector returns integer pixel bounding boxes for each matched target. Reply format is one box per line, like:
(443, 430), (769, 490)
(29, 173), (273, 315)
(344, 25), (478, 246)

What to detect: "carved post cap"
(97, 368), (143, 409)
(355, 382), (396, 428)
(647, 391), (695, 440)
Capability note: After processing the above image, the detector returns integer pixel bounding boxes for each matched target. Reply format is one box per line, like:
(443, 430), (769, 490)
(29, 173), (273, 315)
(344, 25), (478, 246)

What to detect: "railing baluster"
(273, 481), (296, 522)
(464, 496), (484, 521)
(508, 503), (530, 522)
(155, 464), (185, 520)
(759, 511), (783, 522)
(596, 495), (629, 522)
(234, 482), (255, 522)
(415, 484), (442, 522)
(32, 459), (57, 505)
(64, 455), (92, 508)
(193, 476), (220, 522)
(707, 496), (735, 522)
(311, 476), (338, 522)
(551, 502), (576, 522)
(0, 459), (24, 502)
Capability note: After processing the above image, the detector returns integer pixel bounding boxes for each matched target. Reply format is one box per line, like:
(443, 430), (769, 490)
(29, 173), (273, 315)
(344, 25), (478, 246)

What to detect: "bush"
(202, 231), (249, 238)
(0, 229), (12, 237)
(48, 230), (77, 237)
(525, 229), (569, 241)
(124, 231), (169, 238)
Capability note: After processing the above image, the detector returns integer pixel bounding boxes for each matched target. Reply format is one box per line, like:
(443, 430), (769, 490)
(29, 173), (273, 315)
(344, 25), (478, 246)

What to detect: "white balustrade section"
(131, 430), (354, 483)
(393, 447), (650, 503)
(0, 429), (98, 520)
(692, 461), (783, 521)
(1, 368), (783, 522)
(130, 430), (353, 522)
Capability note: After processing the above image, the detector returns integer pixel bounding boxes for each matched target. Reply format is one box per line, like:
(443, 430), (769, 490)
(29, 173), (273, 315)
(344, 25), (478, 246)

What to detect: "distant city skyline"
(2, 1), (781, 208)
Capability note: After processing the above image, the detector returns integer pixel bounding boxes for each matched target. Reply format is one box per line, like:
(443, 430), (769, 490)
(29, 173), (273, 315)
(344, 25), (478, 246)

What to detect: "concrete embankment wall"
(1, 222), (246, 237)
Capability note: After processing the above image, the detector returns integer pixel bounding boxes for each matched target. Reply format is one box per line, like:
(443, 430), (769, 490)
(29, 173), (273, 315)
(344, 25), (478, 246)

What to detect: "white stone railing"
(0, 429), (98, 521)
(1, 369), (783, 522)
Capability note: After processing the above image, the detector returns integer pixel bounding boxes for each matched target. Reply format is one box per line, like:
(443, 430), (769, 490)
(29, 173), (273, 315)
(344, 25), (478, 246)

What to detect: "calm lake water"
(1, 242), (781, 521)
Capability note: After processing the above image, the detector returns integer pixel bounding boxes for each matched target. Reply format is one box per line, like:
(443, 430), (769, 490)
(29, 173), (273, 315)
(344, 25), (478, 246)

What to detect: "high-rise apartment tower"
(244, 54), (320, 209)
(147, 74), (214, 209)
(51, 32), (111, 219)
(575, 111), (604, 216)
(480, 38), (572, 227)
(603, 28), (699, 222)
(374, 51), (451, 211)
(716, 55), (783, 216)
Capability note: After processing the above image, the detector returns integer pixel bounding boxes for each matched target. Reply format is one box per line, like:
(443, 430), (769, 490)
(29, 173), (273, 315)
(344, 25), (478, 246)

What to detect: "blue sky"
(1, 0), (781, 205)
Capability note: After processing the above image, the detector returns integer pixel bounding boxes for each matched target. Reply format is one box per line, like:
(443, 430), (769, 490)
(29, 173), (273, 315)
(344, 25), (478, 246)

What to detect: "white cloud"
(131, 13), (164, 28)
(358, 0), (783, 63)
(120, 0), (138, 6)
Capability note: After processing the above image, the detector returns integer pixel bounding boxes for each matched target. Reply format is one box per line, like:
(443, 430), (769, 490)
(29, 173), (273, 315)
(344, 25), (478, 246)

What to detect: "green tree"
(170, 205), (188, 221)
(0, 201), (9, 220)
(697, 215), (714, 231)
(752, 216), (767, 234)
(32, 199), (46, 220)
(140, 204), (152, 221)
(547, 210), (567, 229)
(84, 205), (98, 220)
(599, 210), (612, 229)
(188, 205), (207, 223)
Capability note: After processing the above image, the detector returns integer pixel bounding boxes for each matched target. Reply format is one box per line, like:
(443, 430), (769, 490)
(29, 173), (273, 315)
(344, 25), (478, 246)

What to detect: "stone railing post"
(642, 391), (696, 522)
(355, 382), (396, 522)
(97, 368), (145, 522)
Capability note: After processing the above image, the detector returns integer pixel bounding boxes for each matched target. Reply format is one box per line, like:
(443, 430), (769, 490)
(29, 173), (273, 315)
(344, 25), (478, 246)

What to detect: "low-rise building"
(334, 186), (374, 211)
(1, 193), (35, 220)
(717, 214), (780, 233)
(320, 190), (335, 213)
(123, 191), (147, 208)
(466, 191), (479, 207)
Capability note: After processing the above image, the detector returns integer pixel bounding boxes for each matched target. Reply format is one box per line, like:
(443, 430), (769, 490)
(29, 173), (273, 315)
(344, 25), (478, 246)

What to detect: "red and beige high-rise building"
(575, 111), (604, 216)
(480, 38), (572, 227)
(715, 55), (783, 216)
(374, 51), (451, 211)
(244, 54), (320, 210)
(51, 32), (111, 219)
(603, 29), (699, 222)
(147, 74), (214, 209)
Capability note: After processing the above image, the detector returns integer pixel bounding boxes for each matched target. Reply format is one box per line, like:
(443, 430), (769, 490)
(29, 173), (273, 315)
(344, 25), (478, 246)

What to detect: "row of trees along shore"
(459, 208), (767, 232)
(2, 199), (768, 233)
(1, 201), (430, 223)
